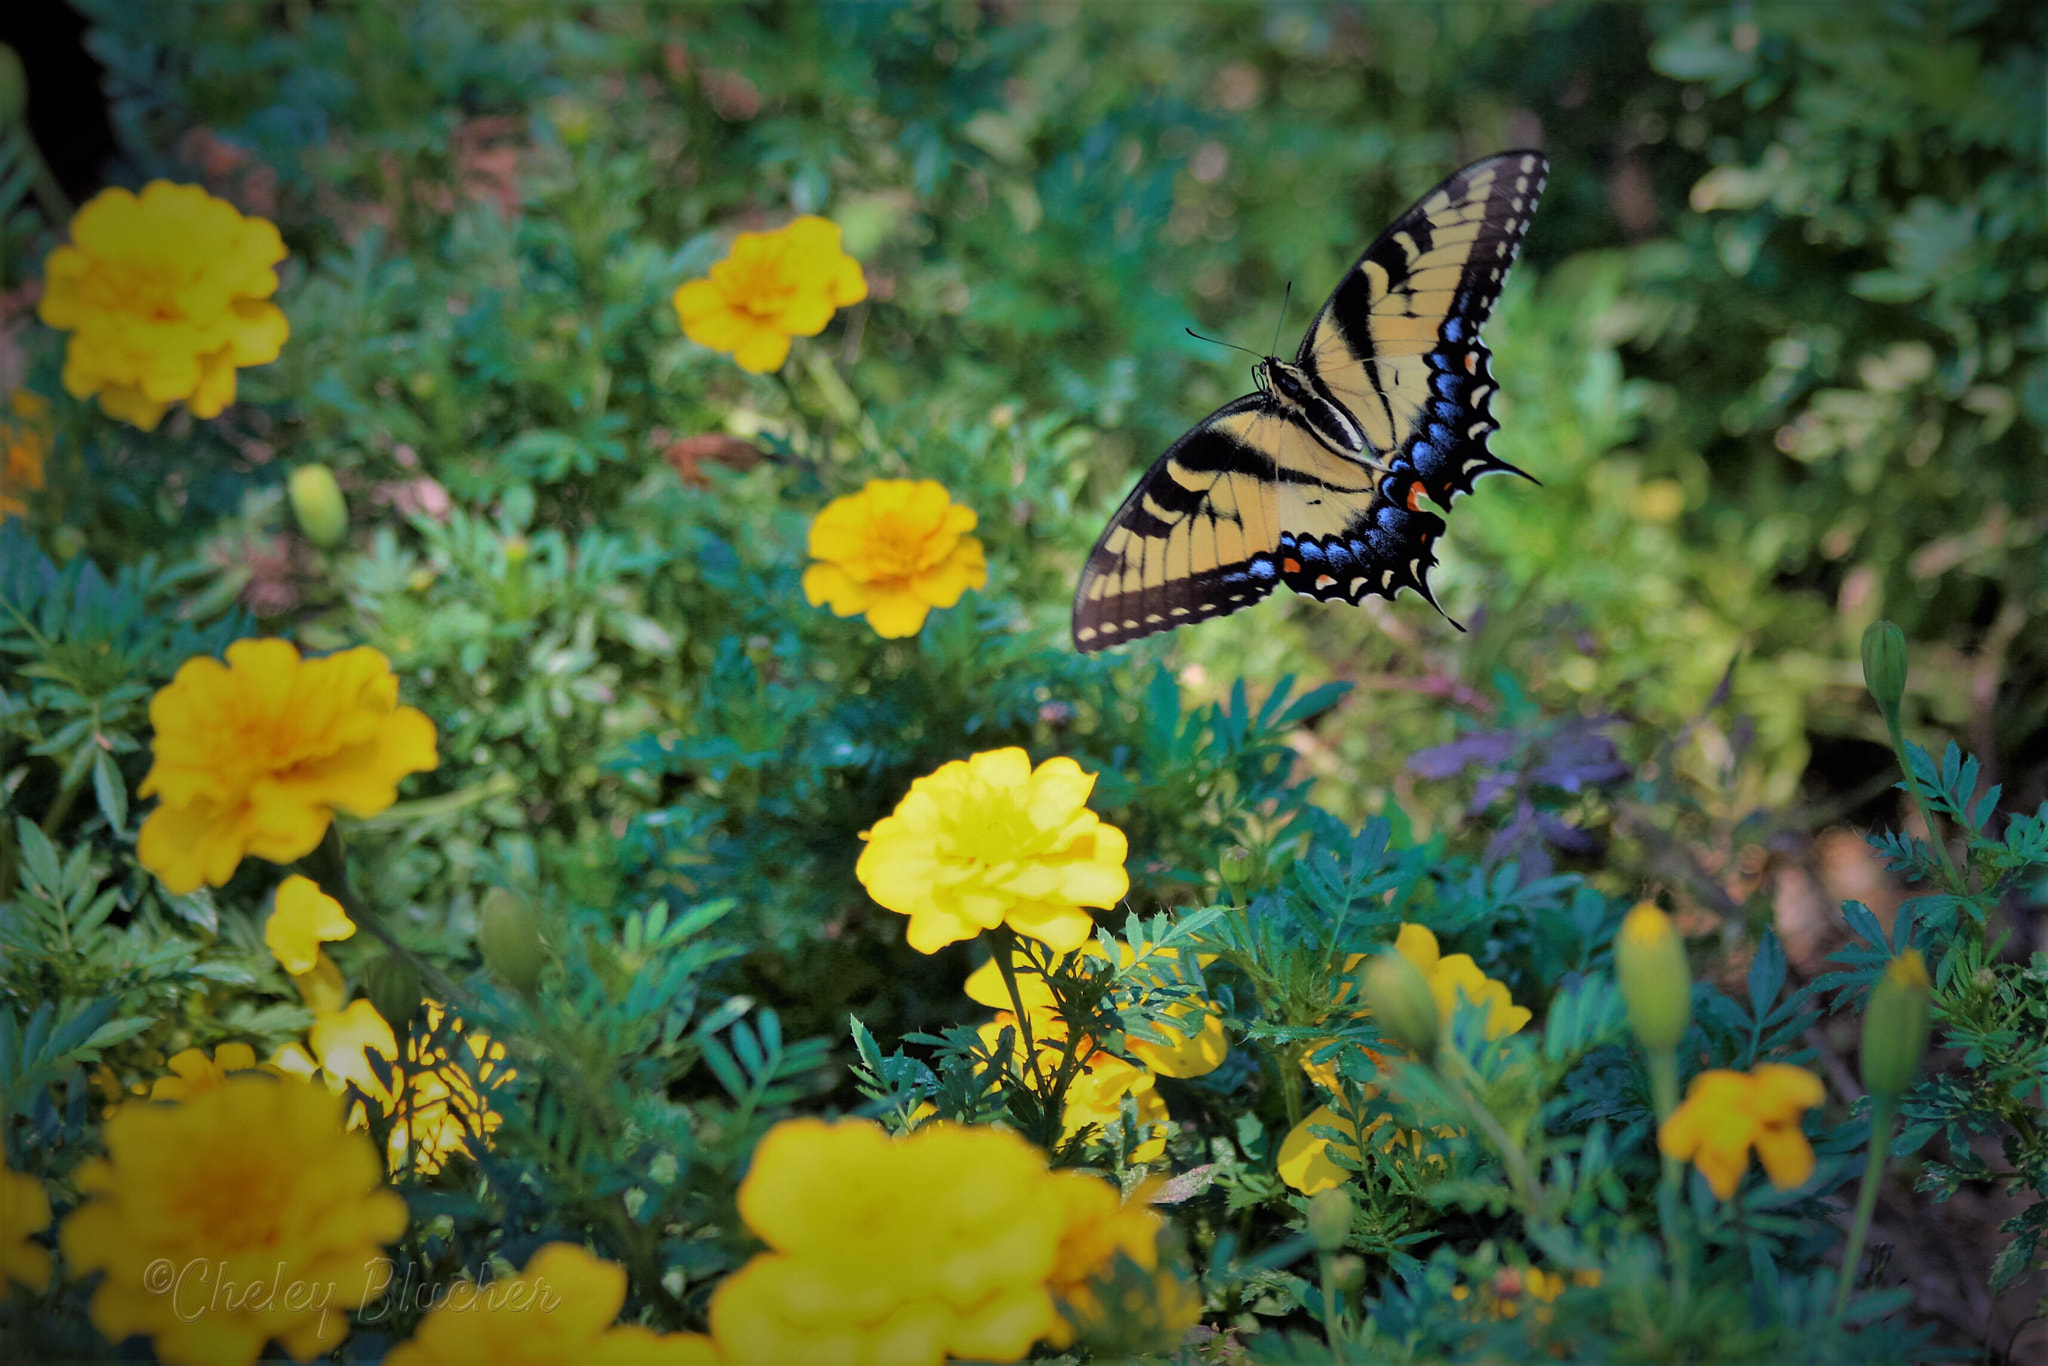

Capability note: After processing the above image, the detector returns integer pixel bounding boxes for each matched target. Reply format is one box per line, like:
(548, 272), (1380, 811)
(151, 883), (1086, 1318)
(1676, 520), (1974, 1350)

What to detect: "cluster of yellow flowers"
(965, 936), (1228, 1161)
(1280, 923), (1528, 1194)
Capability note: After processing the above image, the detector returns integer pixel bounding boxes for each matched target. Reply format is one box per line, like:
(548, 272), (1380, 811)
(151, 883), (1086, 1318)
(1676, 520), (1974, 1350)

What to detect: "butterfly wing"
(1299, 150), (1548, 509)
(1072, 399), (1444, 652)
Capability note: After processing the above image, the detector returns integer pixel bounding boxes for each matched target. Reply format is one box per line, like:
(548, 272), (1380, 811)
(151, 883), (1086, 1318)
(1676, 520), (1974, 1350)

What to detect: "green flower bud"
(1330, 1254), (1365, 1295)
(478, 888), (549, 994)
(1615, 902), (1692, 1054)
(288, 463), (350, 549)
(1218, 846), (1254, 888)
(1861, 949), (1932, 1097)
(1360, 949), (1439, 1060)
(361, 952), (423, 1027)
(1307, 1187), (1352, 1253)
(0, 44), (26, 127)
(1860, 620), (1908, 724)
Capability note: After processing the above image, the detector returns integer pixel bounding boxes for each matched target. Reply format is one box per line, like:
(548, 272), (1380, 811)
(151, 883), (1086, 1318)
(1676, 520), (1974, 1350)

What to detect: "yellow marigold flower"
(1, 1165), (52, 1294)
(858, 747), (1128, 954)
(713, 1117), (1070, 1365)
(1, 390), (49, 519)
(149, 1042), (262, 1101)
(137, 639), (438, 894)
(1042, 1171), (1169, 1348)
(1395, 923), (1532, 1041)
(1278, 1104), (1454, 1195)
(298, 1000), (512, 1176)
(964, 938), (1227, 1078)
(1658, 1062), (1826, 1199)
(672, 215), (866, 373)
(59, 1075), (406, 1366)
(36, 181), (288, 430)
(264, 876), (355, 975)
(386, 1242), (705, 1365)
(291, 951), (348, 1014)
(802, 478), (989, 639)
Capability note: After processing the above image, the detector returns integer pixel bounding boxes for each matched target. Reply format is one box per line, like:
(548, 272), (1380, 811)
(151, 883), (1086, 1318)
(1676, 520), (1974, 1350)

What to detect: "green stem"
(1439, 1045), (1544, 1217)
(350, 772), (519, 828)
(38, 749), (93, 840)
(298, 825), (473, 1013)
(1318, 1251), (1348, 1363)
(1648, 1048), (1691, 1301)
(1836, 1093), (1898, 1315)
(987, 928), (1056, 1147)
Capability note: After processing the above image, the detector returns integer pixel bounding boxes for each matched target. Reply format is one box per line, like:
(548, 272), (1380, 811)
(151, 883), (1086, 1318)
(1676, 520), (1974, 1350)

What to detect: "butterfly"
(1072, 150), (1548, 653)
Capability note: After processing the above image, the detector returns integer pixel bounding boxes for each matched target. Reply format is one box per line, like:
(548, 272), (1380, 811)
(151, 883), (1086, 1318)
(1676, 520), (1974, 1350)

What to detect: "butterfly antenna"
(1269, 281), (1293, 358)
(1184, 327), (1261, 358)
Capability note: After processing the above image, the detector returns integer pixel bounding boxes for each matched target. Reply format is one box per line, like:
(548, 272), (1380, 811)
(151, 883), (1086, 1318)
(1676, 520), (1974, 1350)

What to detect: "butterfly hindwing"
(1302, 150), (1547, 509)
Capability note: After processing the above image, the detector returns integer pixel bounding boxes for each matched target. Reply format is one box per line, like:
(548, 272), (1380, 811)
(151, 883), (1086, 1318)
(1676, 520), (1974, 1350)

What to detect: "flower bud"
(1860, 620), (1908, 724)
(1360, 949), (1439, 1059)
(0, 44), (26, 127)
(1218, 846), (1253, 887)
(362, 951), (423, 1027)
(1615, 902), (1692, 1054)
(288, 463), (350, 548)
(1860, 949), (1932, 1097)
(1330, 1254), (1365, 1294)
(1307, 1187), (1352, 1252)
(478, 888), (549, 994)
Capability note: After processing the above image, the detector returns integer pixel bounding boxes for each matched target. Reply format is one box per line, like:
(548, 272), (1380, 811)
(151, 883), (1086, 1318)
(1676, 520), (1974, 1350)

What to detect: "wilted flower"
(858, 748), (1128, 953)
(1, 1166), (52, 1294)
(36, 181), (288, 429)
(672, 215), (866, 372)
(1, 390), (49, 519)
(263, 876), (355, 975)
(802, 479), (988, 638)
(59, 1075), (406, 1366)
(137, 639), (438, 894)
(1658, 1063), (1826, 1199)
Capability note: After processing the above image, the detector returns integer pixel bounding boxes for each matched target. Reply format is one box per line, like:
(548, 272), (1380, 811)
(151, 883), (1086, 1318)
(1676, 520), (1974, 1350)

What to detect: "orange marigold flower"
(1658, 1062), (1826, 1199)
(671, 214), (866, 373)
(802, 478), (988, 638)
(36, 181), (288, 430)
(1, 391), (50, 519)
(58, 1075), (406, 1366)
(264, 876), (355, 975)
(858, 748), (1127, 954)
(1, 1165), (52, 1294)
(137, 639), (438, 894)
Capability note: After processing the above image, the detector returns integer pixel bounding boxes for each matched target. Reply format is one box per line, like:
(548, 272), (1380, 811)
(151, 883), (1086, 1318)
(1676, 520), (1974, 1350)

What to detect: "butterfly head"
(1254, 358), (1312, 403)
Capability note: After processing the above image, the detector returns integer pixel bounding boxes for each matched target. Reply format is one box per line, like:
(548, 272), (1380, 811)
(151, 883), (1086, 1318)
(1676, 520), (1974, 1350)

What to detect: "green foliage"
(2, 3), (2042, 1363)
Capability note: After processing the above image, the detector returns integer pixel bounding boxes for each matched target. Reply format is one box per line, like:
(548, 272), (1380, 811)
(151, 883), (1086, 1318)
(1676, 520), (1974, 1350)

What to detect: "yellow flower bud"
(1360, 949), (1439, 1059)
(288, 463), (350, 548)
(1860, 949), (1932, 1097)
(1615, 902), (1692, 1053)
(362, 951), (423, 1027)
(1307, 1186), (1352, 1252)
(478, 888), (548, 993)
(1860, 620), (1908, 724)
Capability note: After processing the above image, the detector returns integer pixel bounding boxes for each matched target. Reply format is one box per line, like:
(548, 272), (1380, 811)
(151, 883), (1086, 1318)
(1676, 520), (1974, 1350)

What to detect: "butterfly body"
(1072, 150), (1548, 653)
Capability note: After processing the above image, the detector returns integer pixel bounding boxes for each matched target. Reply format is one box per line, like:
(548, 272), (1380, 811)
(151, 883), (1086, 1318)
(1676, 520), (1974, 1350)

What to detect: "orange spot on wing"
(1406, 485), (1425, 510)
(1282, 557), (1301, 574)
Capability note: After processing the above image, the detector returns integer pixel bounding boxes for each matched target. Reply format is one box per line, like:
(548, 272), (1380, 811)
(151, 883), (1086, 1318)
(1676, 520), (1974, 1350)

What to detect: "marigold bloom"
(149, 1042), (262, 1101)
(137, 639), (438, 893)
(59, 1075), (406, 1366)
(1, 1165), (52, 1294)
(1042, 1170), (1168, 1347)
(1304, 924), (1526, 1091)
(672, 215), (866, 372)
(1278, 1104), (1455, 1195)
(1658, 1062), (1826, 1198)
(1, 390), (49, 519)
(264, 876), (356, 974)
(859, 748), (1128, 953)
(37, 181), (288, 430)
(386, 1243), (705, 1365)
(714, 1117), (1072, 1365)
(802, 479), (989, 638)
(290, 1000), (512, 1176)
(964, 938), (1227, 1078)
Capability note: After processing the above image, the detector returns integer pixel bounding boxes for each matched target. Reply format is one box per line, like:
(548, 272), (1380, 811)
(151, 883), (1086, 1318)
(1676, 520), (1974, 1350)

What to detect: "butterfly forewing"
(1302, 150), (1547, 508)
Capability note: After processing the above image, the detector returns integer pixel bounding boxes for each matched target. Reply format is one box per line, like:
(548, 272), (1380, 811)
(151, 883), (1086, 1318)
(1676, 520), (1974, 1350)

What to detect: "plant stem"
(298, 825), (473, 1013)
(1647, 1048), (1691, 1301)
(1318, 1251), (1348, 1364)
(987, 927), (1056, 1147)
(1881, 715), (1962, 892)
(1438, 1045), (1544, 1217)
(1836, 1092), (1898, 1315)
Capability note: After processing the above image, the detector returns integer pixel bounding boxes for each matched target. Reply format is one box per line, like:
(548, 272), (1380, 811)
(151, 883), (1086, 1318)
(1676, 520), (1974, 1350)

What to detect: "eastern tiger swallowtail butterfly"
(1072, 150), (1548, 653)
